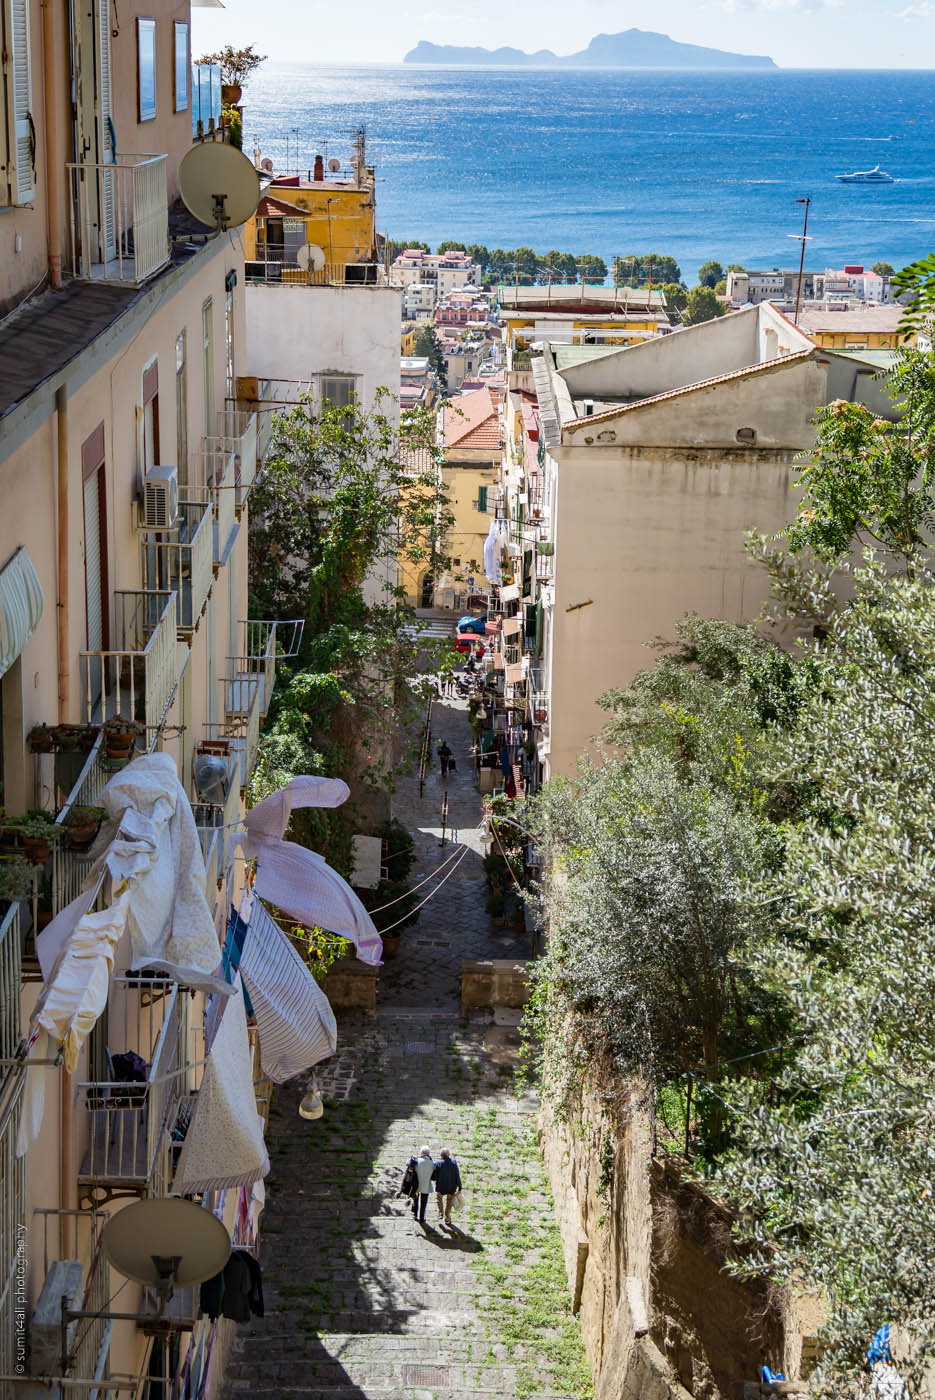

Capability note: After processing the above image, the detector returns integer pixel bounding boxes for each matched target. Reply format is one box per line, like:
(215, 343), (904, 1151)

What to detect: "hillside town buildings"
(389, 248), (483, 299)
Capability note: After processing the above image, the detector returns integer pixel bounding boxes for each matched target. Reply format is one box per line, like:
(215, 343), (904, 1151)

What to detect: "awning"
(0, 547), (43, 678)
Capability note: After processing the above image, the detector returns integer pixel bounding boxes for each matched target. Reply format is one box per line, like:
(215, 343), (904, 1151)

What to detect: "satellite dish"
(102, 1197), (231, 1302)
(260, 157), (274, 173)
(297, 243), (326, 273)
(178, 142), (261, 231)
(327, 158), (341, 173)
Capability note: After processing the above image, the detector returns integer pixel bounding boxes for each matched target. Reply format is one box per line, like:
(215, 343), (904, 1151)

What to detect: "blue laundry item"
(761, 1367), (786, 1384)
(867, 1325), (892, 1365)
(500, 742), (512, 777)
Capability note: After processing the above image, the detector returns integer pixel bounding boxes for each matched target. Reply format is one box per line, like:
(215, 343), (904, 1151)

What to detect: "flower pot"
(22, 836), (51, 865)
(103, 736), (135, 763)
(101, 754), (130, 772)
(534, 708), (547, 723)
(221, 83), (242, 105)
(66, 819), (100, 852)
(381, 932), (401, 959)
(28, 728), (52, 754)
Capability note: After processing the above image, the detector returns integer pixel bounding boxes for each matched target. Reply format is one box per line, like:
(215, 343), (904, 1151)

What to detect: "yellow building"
(244, 140), (381, 284)
(498, 284), (670, 394)
(401, 323), (419, 355)
(0, 3), (286, 1395)
(796, 306), (912, 350)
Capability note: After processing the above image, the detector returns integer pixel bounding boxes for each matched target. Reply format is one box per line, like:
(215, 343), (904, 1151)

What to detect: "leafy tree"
(466, 242), (490, 272)
(776, 349), (935, 574)
(892, 251), (935, 336)
(697, 260), (724, 288)
(714, 279), (727, 297)
(682, 285), (725, 325)
(249, 394), (453, 818)
(414, 323), (447, 389)
(436, 240), (467, 254)
(662, 282), (688, 314)
(872, 261), (895, 278)
(385, 238), (430, 263)
(726, 263), (745, 274)
(577, 254), (607, 284)
(513, 246), (540, 283)
(614, 253), (681, 284)
(196, 43), (266, 87)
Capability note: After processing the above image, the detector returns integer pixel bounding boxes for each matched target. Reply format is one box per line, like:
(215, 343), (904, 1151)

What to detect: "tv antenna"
(788, 196), (812, 326)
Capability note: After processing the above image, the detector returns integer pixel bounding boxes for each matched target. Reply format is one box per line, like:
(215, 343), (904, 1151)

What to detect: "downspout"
(41, 0), (63, 288)
(55, 382), (72, 1246)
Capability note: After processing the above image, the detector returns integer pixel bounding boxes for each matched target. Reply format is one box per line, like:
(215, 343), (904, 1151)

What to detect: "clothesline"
(376, 844), (472, 935)
(367, 821), (484, 912)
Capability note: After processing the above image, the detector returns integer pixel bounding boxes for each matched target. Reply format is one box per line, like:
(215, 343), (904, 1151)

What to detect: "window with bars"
(319, 376), (357, 409)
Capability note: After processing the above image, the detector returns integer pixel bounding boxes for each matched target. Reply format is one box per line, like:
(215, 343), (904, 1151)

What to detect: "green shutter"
(477, 485), (487, 513)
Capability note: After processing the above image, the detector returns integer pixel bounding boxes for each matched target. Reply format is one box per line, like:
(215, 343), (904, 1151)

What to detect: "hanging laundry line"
(375, 843), (472, 936)
(367, 819), (484, 912)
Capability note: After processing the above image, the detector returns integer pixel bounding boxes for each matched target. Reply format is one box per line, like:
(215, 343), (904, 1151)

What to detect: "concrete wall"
(246, 283), (402, 417)
(547, 444), (798, 778)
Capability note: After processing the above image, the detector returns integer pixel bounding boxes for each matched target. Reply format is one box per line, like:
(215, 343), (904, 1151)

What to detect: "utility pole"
(793, 196), (811, 327)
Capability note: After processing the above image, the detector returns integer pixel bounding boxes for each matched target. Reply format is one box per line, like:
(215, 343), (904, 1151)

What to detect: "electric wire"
(375, 843), (472, 935)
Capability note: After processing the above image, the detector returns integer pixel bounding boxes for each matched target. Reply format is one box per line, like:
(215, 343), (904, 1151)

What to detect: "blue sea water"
(244, 65), (935, 282)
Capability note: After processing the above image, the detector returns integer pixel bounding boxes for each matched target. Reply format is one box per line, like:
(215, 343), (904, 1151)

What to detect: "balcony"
(76, 981), (194, 1208)
(66, 155), (170, 286)
(0, 902), (22, 1064)
(245, 253), (387, 288)
(50, 734), (109, 917)
(192, 740), (243, 893)
(215, 409), (258, 515)
(80, 590), (178, 733)
(189, 441), (238, 570)
(141, 499), (214, 639)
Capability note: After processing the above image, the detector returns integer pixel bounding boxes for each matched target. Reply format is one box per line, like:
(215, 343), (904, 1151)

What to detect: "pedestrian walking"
(399, 1155), (419, 1217)
(414, 1145), (435, 1224)
(438, 740), (452, 777)
(432, 1146), (462, 1225)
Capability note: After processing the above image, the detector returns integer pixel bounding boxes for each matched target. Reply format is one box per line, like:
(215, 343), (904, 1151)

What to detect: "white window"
(4, 0), (35, 204)
(319, 375), (357, 409)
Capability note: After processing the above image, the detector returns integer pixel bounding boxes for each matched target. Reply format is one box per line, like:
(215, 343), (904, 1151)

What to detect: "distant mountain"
(404, 29), (777, 70)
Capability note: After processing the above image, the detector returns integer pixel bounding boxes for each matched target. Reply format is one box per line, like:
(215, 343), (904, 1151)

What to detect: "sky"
(192, 0), (935, 70)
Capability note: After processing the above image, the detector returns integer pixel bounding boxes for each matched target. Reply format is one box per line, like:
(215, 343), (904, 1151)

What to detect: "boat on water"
(836, 165), (895, 184)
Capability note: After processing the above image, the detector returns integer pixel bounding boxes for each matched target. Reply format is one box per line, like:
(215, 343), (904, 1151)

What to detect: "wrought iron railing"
(79, 590), (178, 733)
(66, 155), (169, 285)
(215, 410), (258, 514)
(141, 499), (213, 637)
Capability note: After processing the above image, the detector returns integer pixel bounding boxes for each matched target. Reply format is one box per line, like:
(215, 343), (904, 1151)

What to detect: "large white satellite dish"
(102, 1197), (231, 1302)
(260, 157), (274, 173)
(297, 243), (326, 273)
(327, 158), (341, 173)
(179, 142), (261, 231)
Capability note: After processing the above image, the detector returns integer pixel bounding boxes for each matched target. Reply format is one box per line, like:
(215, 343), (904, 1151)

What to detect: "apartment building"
(388, 248), (482, 299)
(485, 303), (898, 785)
(0, 2), (286, 1394)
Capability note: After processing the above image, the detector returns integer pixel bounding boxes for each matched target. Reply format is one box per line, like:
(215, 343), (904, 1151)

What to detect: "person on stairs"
(399, 1155), (419, 1217)
(432, 1146), (462, 1225)
(414, 1144), (436, 1224)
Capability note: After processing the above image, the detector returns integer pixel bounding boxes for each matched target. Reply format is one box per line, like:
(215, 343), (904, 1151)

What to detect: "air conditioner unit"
(141, 465), (179, 530)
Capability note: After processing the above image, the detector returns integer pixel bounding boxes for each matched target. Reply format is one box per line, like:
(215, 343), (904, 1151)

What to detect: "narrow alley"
(223, 694), (592, 1400)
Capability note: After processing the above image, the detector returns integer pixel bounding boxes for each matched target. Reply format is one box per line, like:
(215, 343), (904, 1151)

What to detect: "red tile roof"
(443, 387), (502, 452)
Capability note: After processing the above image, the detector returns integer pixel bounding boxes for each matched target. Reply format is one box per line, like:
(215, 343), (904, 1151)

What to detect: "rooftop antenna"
(790, 196), (812, 326)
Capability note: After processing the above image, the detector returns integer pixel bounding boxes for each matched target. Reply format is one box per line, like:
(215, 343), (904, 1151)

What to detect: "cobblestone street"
(223, 694), (591, 1400)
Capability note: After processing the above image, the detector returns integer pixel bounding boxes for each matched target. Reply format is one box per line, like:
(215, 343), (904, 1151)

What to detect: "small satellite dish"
(297, 243), (326, 273)
(179, 142), (261, 231)
(102, 1197), (231, 1303)
(260, 157), (274, 173)
(328, 158), (341, 173)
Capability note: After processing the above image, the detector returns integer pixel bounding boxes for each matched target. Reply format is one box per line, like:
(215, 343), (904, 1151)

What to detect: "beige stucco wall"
(442, 458), (499, 594)
(547, 445), (799, 777)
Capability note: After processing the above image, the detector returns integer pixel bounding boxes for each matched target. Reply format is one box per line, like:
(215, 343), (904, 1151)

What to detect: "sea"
(243, 65), (935, 282)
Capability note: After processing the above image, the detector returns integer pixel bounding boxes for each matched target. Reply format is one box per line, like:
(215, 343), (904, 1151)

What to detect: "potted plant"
(0, 856), (35, 903)
(486, 890), (506, 927)
(196, 44), (267, 105)
(3, 810), (62, 864)
(27, 724), (52, 754)
(101, 718), (143, 767)
(222, 105), (243, 150)
(63, 805), (106, 852)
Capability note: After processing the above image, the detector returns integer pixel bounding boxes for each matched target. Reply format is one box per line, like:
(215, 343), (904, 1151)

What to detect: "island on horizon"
(403, 28), (778, 70)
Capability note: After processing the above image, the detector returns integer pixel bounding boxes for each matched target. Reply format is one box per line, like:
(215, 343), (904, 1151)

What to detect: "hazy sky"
(193, 0), (934, 70)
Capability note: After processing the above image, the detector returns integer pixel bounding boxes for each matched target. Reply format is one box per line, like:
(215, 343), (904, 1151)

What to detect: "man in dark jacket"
(432, 1146), (462, 1225)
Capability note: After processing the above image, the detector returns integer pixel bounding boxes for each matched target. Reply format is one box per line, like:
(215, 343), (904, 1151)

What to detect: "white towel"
(239, 901), (337, 1083)
(174, 981), (269, 1193)
(241, 776), (382, 965)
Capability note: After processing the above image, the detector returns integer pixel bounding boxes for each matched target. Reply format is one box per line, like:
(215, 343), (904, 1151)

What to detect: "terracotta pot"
(103, 735), (135, 761)
(28, 729), (53, 754)
(221, 83), (242, 105)
(22, 837), (51, 865)
(66, 820), (100, 852)
(534, 708), (547, 723)
(381, 933), (401, 959)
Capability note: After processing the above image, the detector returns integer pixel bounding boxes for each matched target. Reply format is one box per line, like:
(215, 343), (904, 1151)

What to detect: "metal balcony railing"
(245, 253), (386, 288)
(79, 590), (178, 733)
(141, 499), (213, 638)
(192, 747), (242, 889)
(66, 155), (170, 285)
(0, 903), (21, 1067)
(190, 441), (238, 569)
(215, 410), (258, 514)
(51, 734), (108, 917)
(76, 982), (193, 1207)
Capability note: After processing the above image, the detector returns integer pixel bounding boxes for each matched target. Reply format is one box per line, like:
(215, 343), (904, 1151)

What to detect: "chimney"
(314, 155), (324, 182)
(582, 399), (595, 417)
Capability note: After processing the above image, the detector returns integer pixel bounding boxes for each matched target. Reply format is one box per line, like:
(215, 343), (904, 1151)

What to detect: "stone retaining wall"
(460, 958), (530, 1012)
(325, 957), (378, 1014)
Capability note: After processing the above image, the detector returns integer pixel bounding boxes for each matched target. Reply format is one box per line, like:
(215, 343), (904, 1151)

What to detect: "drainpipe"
(56, 384), (69, 722)
(41, 0), (63, 288)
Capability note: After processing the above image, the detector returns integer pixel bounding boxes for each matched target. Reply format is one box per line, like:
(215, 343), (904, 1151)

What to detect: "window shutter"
(9, 0), (34, 204)
(477, 485), (487, 513)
